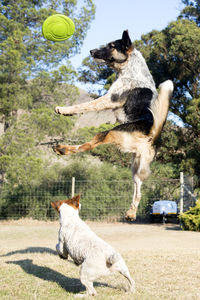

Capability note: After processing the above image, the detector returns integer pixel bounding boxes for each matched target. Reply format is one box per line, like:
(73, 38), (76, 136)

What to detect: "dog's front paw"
(58, 253), (68, 260)
(75, 290), (97, 298)
(56, 243), (68, 259)
(53, 144), (66, 155)
(55, 106), (61, 114)
(53, 144), (78, 155)
(125, 207), (137, 221)
(126, 280), (135, 293)
(55, 106), (73, 116)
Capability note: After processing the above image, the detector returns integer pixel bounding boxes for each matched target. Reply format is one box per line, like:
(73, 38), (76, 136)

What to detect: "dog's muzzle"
(90, 48), (109, 60)
(90, 49), (107, 63)
(90, 49), (98, 57)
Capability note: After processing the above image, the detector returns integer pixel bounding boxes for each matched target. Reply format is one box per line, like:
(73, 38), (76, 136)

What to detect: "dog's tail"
(149, 80), (174, 142)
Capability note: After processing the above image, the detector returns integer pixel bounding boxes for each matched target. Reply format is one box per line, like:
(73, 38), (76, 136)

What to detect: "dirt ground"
(90, 221), (200, 252)
(1, 219), (199, 253)
(1, 220), (200, 299)
(1, 219), (200, 267)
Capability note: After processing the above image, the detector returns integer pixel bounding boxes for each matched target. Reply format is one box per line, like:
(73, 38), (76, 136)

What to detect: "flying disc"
(42, 14), (75, 42)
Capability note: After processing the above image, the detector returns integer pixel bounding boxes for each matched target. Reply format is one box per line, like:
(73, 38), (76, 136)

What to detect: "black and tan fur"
(53, 30), (174, 220)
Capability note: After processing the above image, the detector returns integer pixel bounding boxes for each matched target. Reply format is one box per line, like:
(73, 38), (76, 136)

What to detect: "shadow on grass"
(1, 247), (57, 257)
(6, 259), (114, 294)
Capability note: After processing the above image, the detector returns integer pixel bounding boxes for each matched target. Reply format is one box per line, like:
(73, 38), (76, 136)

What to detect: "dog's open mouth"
(93, 57), (106, 63)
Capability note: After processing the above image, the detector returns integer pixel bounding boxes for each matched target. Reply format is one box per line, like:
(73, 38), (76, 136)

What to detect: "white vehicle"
(150, 200), (179, 223)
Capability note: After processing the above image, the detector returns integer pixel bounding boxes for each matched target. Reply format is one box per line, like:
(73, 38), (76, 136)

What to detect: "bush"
(179, 200), (200, 231)
(0, 155), (180, 221)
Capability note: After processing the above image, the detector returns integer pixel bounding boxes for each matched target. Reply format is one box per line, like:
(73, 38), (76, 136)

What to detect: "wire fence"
(0, 175), (193, 221)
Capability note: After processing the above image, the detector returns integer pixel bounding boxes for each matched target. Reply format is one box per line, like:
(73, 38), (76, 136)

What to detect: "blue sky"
(71, 0), (184, 69)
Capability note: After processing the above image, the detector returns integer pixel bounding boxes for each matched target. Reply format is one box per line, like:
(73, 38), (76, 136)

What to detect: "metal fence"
(0, 174), (195, 221)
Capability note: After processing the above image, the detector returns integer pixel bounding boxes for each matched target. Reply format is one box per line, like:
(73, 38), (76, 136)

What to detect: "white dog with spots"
(51, 195), (135, 297)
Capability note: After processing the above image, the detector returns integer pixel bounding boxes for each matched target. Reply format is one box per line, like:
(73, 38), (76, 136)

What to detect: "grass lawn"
(0, 220), (200, 299)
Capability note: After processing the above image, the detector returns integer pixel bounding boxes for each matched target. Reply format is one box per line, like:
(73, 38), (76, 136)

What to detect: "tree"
(134, 19), (200, 124)
(0, 0), (95, 130)
(0, 0), (95, 187)
(180, 0), (200, 25)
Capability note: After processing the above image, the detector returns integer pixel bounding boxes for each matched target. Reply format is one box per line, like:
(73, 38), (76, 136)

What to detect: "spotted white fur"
(56, 202), (135, 297)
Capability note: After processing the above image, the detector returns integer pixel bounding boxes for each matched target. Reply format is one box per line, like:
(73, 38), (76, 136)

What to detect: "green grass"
(0, 220), (200, 299)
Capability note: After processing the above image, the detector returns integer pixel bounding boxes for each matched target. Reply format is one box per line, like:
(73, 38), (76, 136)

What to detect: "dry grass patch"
(0, 220), (200, 299)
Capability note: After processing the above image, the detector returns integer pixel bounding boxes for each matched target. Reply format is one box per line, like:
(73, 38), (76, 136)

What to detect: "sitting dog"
(51, 195), (135, 297)
(53, 30), (174, 221)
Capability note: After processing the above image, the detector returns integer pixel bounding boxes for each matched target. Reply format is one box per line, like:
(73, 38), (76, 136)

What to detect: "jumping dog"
(53, 30), (174, 220)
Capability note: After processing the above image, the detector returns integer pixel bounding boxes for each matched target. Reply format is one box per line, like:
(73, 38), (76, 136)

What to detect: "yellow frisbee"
(42, 14), (75, 42)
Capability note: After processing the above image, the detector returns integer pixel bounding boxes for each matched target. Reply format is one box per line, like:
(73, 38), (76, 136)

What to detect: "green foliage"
(78, 55), (114, 94)
(180, 0), (200, 25)
(179, 200), (200, 231)
(156, 121), (185, 164)
(135, 19), (200, 122)
(21, 106), (75, 140)
(150, 161), (180, 179)
(29, 68), (78, 108)
(0, 0), (95, 128)
(0, 157), (133, 220)
(60, 157), (132, 181)
(0, 0), (95, 190)
(0, 104), (75, 188)
(6, 156), (43, 187)
(185, 97), (200, 134)
(0, 122), (44, 187)
(1, 0), (95, 70)
(0, 156), (181, 220)
(1, 0), (200, 221)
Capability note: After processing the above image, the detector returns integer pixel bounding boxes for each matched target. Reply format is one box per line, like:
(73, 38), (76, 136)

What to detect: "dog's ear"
(71, 195), (80, 209)
(51, 201), (59, 212)
(122, 30), (132, 49)
(51, 201), (56, 209)
(51, 201), (61, 212)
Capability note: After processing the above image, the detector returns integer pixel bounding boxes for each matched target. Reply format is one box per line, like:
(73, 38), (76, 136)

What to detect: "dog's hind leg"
(77, 255), (114, 297)
(76, 276), (96, 298)
(53, 130), (121, 155)
(126, 174), (143, 221)
(77, 259), (101, 297)
(109, 255), (135, 292)
(126, 146), (155, 221)
(76, 273), (97, 297)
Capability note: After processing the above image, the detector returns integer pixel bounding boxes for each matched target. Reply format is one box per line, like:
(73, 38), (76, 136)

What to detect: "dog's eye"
(109, 43), (115, 48)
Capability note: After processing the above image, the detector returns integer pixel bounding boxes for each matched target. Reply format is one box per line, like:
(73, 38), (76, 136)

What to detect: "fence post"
(180, 172), (184, 213)
(71, 177), (75, 198)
